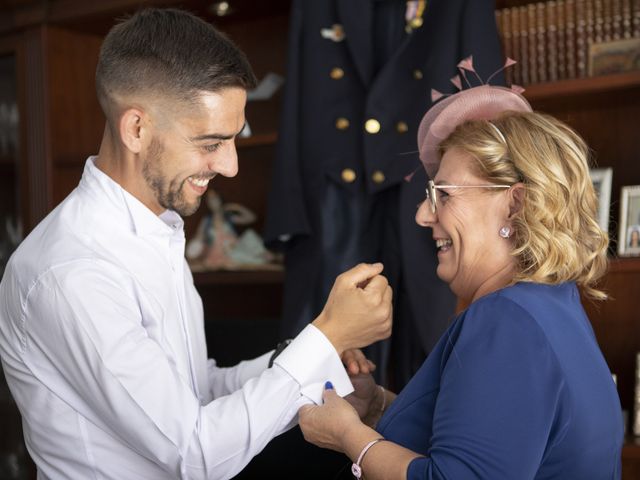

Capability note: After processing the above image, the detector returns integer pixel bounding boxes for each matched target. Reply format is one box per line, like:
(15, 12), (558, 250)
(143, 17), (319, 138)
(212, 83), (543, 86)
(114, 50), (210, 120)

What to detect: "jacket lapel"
(336, 0), (373, 86)
(374, 2), (430, 87)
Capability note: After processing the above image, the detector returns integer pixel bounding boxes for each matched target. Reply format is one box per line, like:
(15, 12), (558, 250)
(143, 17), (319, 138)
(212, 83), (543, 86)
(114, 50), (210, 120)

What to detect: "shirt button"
(413, 69), (423, 80)
(372, 171), (385, 184)
(330, 67), (344, 79)
(336, 117), (350, 130)
(396, 121), (409, 133)
(341, 168), (357, 183)
(364, 118), (381, 134)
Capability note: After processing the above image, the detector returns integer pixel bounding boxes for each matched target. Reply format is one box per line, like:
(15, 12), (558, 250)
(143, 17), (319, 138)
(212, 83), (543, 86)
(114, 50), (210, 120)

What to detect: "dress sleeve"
(22, 260), (350, 480)
(407, 295), (567, 480)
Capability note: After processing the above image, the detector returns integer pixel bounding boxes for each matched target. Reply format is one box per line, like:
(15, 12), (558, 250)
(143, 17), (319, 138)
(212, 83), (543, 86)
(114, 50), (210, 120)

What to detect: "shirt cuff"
(273, 324), (353, 404)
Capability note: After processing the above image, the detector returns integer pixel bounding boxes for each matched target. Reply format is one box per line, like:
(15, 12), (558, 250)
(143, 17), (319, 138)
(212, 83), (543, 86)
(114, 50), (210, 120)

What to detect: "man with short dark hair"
(0, 8), (392, 479)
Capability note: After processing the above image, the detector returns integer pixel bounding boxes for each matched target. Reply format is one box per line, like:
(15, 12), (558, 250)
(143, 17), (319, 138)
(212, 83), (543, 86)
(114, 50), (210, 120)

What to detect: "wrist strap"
(351, 438), (385, 479)
(268, 339), (292, 368)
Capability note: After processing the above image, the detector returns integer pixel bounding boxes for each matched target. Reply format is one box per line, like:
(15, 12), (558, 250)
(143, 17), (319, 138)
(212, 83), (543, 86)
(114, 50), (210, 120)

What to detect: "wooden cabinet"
(585, 258), (640, 478)
(512, 20), (640, 480)
(0, 0), (291, 340)
(1, 0), (639, 477)
(0, 36), (34, 480)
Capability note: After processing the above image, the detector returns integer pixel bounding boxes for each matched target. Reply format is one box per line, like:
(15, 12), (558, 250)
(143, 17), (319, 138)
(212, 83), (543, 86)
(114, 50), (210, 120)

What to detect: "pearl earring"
(499, 226), (511, 238)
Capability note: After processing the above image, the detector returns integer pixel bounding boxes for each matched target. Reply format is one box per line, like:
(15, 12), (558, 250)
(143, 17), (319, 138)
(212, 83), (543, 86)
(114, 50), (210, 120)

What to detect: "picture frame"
(589, 37), (640, 77)
(589, 168), (613, 232)
(618, 185), (640, 257)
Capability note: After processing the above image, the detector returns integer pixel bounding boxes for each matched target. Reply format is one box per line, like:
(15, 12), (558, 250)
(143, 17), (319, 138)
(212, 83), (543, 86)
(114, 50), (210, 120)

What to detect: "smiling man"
(0, 8), (393, 480)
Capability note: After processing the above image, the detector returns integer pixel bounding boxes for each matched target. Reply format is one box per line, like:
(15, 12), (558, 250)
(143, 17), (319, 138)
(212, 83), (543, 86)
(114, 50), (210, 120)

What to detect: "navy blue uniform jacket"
(265, 0), (505, 381)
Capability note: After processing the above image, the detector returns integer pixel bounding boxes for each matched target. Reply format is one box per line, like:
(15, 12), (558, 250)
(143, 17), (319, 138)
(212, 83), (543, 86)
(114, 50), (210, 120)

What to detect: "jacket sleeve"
(263, 0), (311, 250)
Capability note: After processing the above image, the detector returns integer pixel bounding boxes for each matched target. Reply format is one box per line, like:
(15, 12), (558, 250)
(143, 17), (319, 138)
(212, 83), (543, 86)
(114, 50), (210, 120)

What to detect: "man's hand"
(342, 348), (376, 376)
(340, 349), (381, 422)
(345, 373), (379, 420)
(312, 263), (392, 355)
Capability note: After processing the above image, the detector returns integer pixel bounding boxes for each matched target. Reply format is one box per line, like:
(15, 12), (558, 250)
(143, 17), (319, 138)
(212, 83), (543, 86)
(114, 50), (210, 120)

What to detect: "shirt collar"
(82, 156), (185, 238)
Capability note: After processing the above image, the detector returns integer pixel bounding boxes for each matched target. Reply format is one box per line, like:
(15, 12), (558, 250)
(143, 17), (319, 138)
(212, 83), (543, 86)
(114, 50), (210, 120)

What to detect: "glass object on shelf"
(0, 54), (21, 277)
(619, 185), (640, 256)
(0, 216), (22, 278)
(247, 72), (284, 101)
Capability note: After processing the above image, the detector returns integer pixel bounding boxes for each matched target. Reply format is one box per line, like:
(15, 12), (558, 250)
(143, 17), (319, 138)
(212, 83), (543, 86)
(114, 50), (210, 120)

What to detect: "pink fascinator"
(417, 56), (532, 178)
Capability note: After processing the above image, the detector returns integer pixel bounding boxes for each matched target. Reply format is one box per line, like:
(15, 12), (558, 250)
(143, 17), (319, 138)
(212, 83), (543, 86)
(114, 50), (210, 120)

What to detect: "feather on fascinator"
(417, 56), (532, 178)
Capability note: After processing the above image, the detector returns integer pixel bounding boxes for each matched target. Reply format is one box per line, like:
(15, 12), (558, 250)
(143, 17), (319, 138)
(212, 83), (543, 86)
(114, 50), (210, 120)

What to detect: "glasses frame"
(425, 180), (512, 214)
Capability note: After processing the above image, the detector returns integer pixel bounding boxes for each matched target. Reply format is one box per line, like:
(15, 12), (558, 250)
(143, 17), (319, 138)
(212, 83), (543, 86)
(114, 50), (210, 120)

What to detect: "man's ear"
(507, 182), (525, 219)
(118, 108), (148, 154)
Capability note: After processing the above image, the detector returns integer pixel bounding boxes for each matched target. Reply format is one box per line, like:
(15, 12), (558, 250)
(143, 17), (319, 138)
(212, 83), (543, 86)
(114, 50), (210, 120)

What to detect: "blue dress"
(376, 282), (623, 479)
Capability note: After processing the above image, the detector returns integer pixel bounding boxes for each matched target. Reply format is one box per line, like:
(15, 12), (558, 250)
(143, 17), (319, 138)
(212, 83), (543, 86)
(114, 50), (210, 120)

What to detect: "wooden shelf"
(609, 257), (640, 273)
(193, 268), (284, 286)
(623, 437), (640, 459)
(0, 154), (16, 165)
(0, 0), (291, 36)
(523, 71), (640, 102)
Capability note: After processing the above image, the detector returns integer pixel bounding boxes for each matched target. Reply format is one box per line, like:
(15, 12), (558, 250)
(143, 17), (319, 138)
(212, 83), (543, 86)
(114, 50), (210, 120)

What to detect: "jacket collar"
(336, 0), (374, 86)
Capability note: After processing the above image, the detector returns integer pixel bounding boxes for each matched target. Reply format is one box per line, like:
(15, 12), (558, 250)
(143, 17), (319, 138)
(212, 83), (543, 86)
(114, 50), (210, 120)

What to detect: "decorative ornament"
(429, 56), (525, 103)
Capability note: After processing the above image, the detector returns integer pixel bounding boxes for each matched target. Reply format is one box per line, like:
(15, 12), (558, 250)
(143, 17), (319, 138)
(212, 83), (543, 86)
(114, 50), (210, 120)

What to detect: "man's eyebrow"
(190, 123), (246, 142)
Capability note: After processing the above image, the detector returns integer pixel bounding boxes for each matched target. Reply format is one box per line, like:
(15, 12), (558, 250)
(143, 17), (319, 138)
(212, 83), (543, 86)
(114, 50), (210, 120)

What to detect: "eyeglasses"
(425, 180), (512, 214)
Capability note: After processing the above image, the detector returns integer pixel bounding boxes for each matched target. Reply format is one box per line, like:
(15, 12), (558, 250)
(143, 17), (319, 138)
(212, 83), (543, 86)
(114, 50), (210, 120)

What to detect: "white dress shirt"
(0, 157), (352, 480)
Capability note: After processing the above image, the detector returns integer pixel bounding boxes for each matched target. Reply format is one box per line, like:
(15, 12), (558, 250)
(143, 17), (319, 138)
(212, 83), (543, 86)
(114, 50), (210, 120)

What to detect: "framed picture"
(589, 168), (613, 232)
(618, 185), (640, 256)
(589, 37), (640, 76)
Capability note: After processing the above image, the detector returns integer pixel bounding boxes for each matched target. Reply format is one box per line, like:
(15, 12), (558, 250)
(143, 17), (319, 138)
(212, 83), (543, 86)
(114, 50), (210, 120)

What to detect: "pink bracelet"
(351, 437), (385, 479)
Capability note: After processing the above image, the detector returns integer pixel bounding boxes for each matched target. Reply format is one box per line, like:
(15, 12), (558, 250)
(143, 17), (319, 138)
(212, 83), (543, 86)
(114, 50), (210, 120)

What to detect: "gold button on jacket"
(372, 171), (385, 184)
(365, 119), (381, 134)
(413, 69), (423, 80)
(330, 67), (344, 79)
(396, 121), (409, 133)
(341, 168), (357, 183)
(335, 117), (350, 130)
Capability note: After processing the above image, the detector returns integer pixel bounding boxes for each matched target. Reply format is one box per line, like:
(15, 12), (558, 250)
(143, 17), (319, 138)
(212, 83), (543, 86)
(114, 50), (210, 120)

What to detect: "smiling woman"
(298, 79), (622, 480)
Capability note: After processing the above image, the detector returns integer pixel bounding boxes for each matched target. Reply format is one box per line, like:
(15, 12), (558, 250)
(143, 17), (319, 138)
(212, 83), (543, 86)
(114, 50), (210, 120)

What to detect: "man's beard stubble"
(142, 137), (202, 217)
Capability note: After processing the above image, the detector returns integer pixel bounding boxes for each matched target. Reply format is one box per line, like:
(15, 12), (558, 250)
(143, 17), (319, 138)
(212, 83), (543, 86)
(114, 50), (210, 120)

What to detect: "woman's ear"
(507, 182), (526, 219)
(118, 108), (147, 154)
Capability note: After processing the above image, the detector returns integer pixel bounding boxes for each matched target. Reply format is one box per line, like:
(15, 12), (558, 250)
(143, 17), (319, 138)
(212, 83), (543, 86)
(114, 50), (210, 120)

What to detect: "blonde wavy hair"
(439, 111), (608, 300)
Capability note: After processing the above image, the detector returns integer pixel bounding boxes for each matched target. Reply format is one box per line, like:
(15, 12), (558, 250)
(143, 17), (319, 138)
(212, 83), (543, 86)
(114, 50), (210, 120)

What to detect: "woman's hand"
(298, 383), (363, 452)
(347, 373), (384, 425)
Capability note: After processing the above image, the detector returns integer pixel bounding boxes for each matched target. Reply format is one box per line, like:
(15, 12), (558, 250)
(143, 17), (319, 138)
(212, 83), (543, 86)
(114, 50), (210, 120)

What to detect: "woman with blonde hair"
(298, 70), (623, 479)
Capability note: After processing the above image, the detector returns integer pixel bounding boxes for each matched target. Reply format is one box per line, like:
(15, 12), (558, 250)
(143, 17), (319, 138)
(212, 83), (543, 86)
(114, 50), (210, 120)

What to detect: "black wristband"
(268, 339), (292, 368)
